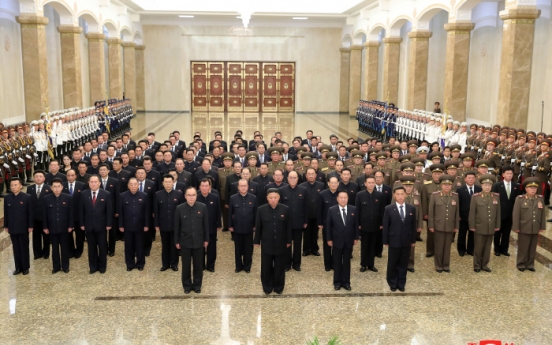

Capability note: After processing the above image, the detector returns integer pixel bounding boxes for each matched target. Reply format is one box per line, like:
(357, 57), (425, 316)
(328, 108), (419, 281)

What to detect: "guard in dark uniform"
(228, 179), (257, 273)
(356, 174), (384, 272)
(154, 174), (184, 271)
(197, 178), (221, 272)
(254, 188), (292, 295)
(27, 170), (52, 260)
(118, 177), (150, 271)
(319, 176), (340, 271)
(4, 178), (33, 275)
(513, 177), (547, 272)
(299, 167), (324, 256)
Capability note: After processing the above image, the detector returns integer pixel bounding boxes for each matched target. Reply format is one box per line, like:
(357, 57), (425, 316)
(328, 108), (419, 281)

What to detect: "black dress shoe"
(22, 270), (29, 275)
(467, 252), (474, 256)
(390, 287), (397, 292)
(494, 252), (500, 256)
(482, 268), (492, 272)
(145, 252), (150, 257)
(527, 268), (536, 272)
(376, 254), (383, 258)
(245, 270), (250, 273)
(264, 291), (271, 295)
(195, 289), (201, 294)
(518, 268), (525, 272)
(458, 252), (465, 257)
(275, 291), (282, 295)
(160, 267), (168, 271)
(63, 269), (69, 273)
(138, 267), (144, 271)
(368, 266), (378, 272)
(325, 268), (331, 272)
(108, 252), (115, 257)
(407, 268), (415, 273)
(312, 251), (321, 256)
(425, 254), (434, 258)
(43, 255), (49, 259)
(184, 289), (191, 294)
(360, 267), (367, 272)
(302, 252), (309, 257)
(343, 285), (351, 291)
(501, 252), (511, 257)
(90, 270), (97, 274)
(294, 267), (301, 272)
(474, 269), (480, 273)
(100, 270), (106, 274)
(334, 286), (341, 290)
(285, 268), (290, 272)
(13, 269), (21, 275)
(207, 268), (215, 272)
(436, 269), (443, 273)
(398, 287), (405, 292)
(443, 269), (450, 273)
(235, 269), (242, 273)
(171, 266), (178, 271)
(74, 254), (81, 259)
(547, 219), (552, 222)
(127, 268), (133, 271)
(416, 238), (423, 242)
(52, 269), (59, 274)
(34, 256), (41, 260)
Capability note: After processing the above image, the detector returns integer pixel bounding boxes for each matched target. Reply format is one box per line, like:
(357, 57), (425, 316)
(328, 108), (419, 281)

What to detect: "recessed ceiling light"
(179, 15), (194, 18)
(293, 17), (308, 20)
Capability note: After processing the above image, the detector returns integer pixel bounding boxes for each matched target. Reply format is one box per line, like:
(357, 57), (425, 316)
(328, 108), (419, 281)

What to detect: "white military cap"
(38, 120), (44, 124)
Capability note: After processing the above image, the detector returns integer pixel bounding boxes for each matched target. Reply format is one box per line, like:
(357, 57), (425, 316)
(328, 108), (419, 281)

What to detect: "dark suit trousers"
(303, 218), (319, 254)
(233, 233), (253, 271)
(360, 231), (378, 268)
(286, 228), (303, 270)
(205, 234), (217, 270)
(124, 230), (145, 269)
(87, 230), (107, 272)
(322, 226), (333, 270)
(143, 216), (154, 255)
(181, 246), (204, 290)
(68, 221), (85, 257)
(332, 246), (352, 287)
(50, 233), (69, 271)
(494, 218), (512, 254)
(386, 246), (410, 289)
(160, 231), (179, 269)
(457, 220), (474, 255)
(11, 234), (30, 271)
(261, 251), (286, 293)
(32, 220), (50, 258)
(108, 217), (118, 255)
(376, 231), (383, 257)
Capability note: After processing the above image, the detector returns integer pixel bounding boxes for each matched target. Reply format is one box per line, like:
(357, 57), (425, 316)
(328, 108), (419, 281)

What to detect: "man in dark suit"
(144, 157), (163, 190)
(27, 170), (52, 260)
(299, 167), (324, 256)
(45, 160), (67, 185)
(197, 178), (222, 272)
(168, 169), (187, 193)
(79, 175), (113, 274)
(319, 176), (340, 271)
(326, 191), (359, 290)
(154, 174), (184, 271)
(457, 172), (482, 256)
(195, 159), (219, 190)
(382, 186), (417, 292)
(43, 178), (74, 274)
(175, 186), (210, 294)
(118, 177), (150, 271)
(98, 164), (121, 246)
(254, 188), (292, 295)
(492, 167), (522, 256)
(224, 161), (242, 204)
(228, 179), (257, 273)
(374, 170), (392, 257)
(62, 169), (86, 258)
(135, 167), (157, 256)
(109, 158), (131, 193)
(4, 177), (33, 275)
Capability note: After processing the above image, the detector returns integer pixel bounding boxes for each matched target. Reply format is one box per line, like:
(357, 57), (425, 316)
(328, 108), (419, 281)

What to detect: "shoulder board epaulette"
(538, 194), (544, 198)
(432, 191), (440, 194)
(493, 192), (500, 196)
(424, 180), (432, 184)
(517, 195), (524, 198)
(321, 167), (328, 171)
(473, 192), (482, 196)
(493, 152), (498, 155)
(452, 192), (458, 195)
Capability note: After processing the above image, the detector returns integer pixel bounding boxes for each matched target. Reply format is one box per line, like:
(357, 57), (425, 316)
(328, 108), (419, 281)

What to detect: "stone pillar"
(135, 45), (146, 111)
(122, 42), (136, 108)
(339, 47), (350, 113)
(16, 15), (49, 121)
(443, 22), (474, 122)
(107, 37), (122, 99)
(86, 33), (106, 104)
(382, 37), (402, 104)
(57, 25), (83, 108)
(407, 31), (432, 110)
(348, 45), (363, 115)
(363, 41), (380, 101)
(497, 7), (540, 128)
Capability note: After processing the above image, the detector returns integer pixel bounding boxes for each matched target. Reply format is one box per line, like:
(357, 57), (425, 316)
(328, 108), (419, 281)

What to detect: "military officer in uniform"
(228, 179), (257, 273)
(428, 175), (460, 273)
(469, 174), (501, 272)
(422, 164), (444, 257)
(218, 153), (234, 231)
(512, 177), (547, 271)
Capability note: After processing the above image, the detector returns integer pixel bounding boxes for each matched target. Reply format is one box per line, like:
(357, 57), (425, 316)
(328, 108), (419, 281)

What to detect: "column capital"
(500, 7), (540, 21)
(339, 47), (350, 53)
(122, 41), (136, 48)
(349, 44), (364, 51)
(16, 15), (48, 27)
(57, 25), (82, 35)
(382, 37), (402, 45)
(135, 45), (146, 51)
(364, 41), (380, 48)
(408, 30), (433, 40)
(106, 37), (122, 45)
(444, 22), (475, 32)
(85, 33), (105, 41)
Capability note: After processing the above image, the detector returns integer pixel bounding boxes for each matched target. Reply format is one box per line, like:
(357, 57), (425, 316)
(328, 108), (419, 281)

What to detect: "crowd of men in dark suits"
(3, 125), (550, 294)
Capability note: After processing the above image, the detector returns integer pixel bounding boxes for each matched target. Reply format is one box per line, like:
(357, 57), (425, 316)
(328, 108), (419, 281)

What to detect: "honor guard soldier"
(469, 174), (501, 272)
(534, 139), (550, 196)
(513, 177), (547, 272)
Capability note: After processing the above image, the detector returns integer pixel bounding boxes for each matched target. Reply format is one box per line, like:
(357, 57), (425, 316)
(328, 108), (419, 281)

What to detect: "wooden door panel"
(261, 63), (278, 112)
(191, 62), (208, 111)
(227, 63), (243, 112)
(208, 62), (225, 111)
(278, 62), (295, 112)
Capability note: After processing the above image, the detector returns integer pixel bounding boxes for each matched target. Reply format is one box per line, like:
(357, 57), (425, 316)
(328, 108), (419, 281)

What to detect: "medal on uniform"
(538, 201), (543, 209)
(493, 199), (498, 204)
(414, 199), (419, 205)
(451, 200), (456, 205)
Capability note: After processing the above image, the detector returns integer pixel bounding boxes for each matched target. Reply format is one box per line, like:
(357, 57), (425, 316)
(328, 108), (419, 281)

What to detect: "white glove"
(34, 153), (39, 158)
(510, 159), (516, 164)
(532, 165), (537, 171)
(25, 155), (31, 159)
(11, 160), (17, 165)
(3, 163), (9, 169)
(18, 158), (24, 162)
(521, 162), (526, 168)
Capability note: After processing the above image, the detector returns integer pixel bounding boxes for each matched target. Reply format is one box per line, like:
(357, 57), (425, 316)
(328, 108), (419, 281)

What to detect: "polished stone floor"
(0, 112), (551, 344)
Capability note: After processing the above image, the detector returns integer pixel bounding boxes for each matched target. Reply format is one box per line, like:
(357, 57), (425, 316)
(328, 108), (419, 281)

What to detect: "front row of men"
(4, 170), (547, 293)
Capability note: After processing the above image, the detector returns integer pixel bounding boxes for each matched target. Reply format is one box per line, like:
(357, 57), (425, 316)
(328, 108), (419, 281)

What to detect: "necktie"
(378, 186), (381, 193)
(260, 156), (263, 163)
(400, 205), (405, 221)
(37, 186), (41, 198)
(102, 180), (106, 189)
(469, 187), (473, 196)
(69, 184), (73, 196)
(140, 182), (143, 192)
(341, 207), (346, 226)
(506, 183), (511, 198)
(92, 191), (97, 206)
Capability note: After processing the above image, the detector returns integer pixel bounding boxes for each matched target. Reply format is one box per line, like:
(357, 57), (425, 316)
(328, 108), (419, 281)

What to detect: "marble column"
(443, 22), (474, 122)
(382, 37), (402, 104)
(339, 47), (350, 113)
(57, 25), (83, 108)
(363, 41), (380, 101)
(122, 42), (136, 108)
(16, 15), (49, 121)
(407, 31), (432, 110)
(135, 45), (146, 111)
(85, 33), (106, 104)
(107, 37), (122, 99)
(497, 7), (541, 128)
(348, 45), (363, 115)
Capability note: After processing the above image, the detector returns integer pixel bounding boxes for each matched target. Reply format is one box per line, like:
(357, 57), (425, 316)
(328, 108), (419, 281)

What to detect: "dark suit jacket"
(457, 184), (482, 221)
(4, 192), (33, 234)
(109, 170), (131, 193)
(382, 203), (417, 248)
(45, 172), (67, 185)
(62, 181), (87, 226)
(325, 205), (359, 249)
(254, 203), (292, 256)
(375, 184), (392, 206)
(79, 189), (113, 232)
(197, 192), (222, 235)
(355, 190), (385, 232)
(153, 189), (184, 232)
(42, 193), (74, 233)
(117, 191), (150, 231)
(228, 193), (257, 234)
(27, 184), (52, 222)
(492, 181), (523, 221)
(174, 202), (210, 248)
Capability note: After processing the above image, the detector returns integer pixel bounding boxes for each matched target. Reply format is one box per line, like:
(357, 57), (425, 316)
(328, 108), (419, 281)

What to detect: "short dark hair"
(502, 166), (514, 174)
(9, 177), (22, 185)
(337, 190), (349, 198)
(163, 174), (174, 181)
(51, 178), (63, 186)
(33, 169), (46, 177)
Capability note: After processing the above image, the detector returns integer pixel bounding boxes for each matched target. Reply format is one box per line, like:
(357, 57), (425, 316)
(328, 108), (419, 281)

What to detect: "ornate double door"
(191, 62), (295, 112)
